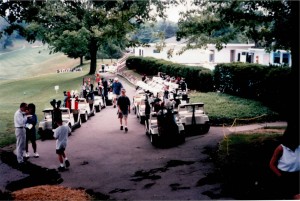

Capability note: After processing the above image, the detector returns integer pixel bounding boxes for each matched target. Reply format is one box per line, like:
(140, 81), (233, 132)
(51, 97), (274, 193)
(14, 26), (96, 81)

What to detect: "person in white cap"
(111, 77), (123, 108)
(117, 88), (130, 132)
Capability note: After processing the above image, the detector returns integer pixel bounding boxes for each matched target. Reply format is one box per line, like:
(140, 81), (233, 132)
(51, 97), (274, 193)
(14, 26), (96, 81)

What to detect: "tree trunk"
(89, 38), (98, 75)
(287, 1), (299, 135)
(80, 56), (83, 66)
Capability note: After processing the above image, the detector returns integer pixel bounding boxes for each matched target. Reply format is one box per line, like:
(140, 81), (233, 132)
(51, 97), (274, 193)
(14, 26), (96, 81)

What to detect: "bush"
(126, 56), (214, 92)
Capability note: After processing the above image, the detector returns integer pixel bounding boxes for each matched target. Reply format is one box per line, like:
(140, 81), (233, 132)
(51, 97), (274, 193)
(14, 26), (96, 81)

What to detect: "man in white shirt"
(14, 102), (28, 164)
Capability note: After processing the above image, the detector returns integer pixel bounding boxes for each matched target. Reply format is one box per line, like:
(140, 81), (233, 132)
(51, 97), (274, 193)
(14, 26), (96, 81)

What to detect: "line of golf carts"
(38, 89), (107, 140)
(133, 74), (210, 147)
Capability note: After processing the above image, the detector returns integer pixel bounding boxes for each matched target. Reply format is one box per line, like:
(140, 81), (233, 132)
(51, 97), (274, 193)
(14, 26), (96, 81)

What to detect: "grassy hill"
(0, 40), (92, 147)
(0, 40), (81, 80)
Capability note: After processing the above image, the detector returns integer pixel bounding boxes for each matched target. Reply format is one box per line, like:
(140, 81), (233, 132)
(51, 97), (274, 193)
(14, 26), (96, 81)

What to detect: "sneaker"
(120, 126), (123, 130)
(58, 166), (66, 172)
(24, 152), (30, 158)
(34, 152), (39, 158)
(125, 127), (128, 132)
(65, 159), (70, 168)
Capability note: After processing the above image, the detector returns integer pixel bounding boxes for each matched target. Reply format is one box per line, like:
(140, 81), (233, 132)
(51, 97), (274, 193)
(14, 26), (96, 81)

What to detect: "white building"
(131, 37), (292, 69)
(131, 37), (255, 70)
(235, 48), (292, 67)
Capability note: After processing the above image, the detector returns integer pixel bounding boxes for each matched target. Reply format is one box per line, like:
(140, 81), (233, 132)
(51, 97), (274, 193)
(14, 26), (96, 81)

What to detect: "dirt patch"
(11, 185), (92, 201)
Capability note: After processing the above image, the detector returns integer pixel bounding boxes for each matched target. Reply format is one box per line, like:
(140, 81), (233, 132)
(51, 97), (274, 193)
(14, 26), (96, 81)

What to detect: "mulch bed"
(11, 185), (92, 201)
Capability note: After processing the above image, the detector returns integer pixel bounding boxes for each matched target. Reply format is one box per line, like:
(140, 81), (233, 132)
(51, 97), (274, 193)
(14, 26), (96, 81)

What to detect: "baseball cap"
(114, 77), (118, 81)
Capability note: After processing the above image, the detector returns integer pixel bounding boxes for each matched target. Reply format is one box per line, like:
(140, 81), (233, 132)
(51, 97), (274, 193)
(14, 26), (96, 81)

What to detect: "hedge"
(126, 56), (214, 92)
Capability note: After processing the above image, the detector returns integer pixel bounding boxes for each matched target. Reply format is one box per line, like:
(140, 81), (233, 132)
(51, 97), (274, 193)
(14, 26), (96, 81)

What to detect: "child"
(53, 118), (71, 171)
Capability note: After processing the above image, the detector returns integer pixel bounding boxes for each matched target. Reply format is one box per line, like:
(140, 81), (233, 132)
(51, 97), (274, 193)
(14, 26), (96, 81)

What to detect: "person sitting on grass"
(53, 118), (71, 172)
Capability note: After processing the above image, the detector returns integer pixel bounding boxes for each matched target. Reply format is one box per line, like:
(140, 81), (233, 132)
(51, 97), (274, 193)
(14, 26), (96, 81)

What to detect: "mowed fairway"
(0, 40), (92, 147)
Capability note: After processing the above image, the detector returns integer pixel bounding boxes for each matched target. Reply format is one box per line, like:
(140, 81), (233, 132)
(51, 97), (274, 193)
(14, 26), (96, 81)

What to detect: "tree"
(50, 28), (90, 66)
(176, 0), (299, 136)
(131, 20), (178, 43)
(0, 0), (170, 74)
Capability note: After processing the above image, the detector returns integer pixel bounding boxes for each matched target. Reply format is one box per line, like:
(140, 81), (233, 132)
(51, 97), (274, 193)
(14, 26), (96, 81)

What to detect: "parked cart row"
(132, 75), (210, 147)
(38, 89), (107, 140)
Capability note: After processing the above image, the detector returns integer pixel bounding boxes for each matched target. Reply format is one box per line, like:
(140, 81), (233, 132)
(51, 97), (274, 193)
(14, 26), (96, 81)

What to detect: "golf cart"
(105, 78), (114, 106)
(132, 90), (148, 124)
(77, 97), (95, 122)
(177, 103), (210, 135)
(38, 107), (81, 140)
(145, 101), (185, 147)
(93, 90), (106, 112)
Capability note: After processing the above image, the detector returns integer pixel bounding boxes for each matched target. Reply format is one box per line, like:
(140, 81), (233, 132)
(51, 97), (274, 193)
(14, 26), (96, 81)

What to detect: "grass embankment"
(210, 129), (288, 200)
(189, 91), (280, 126)
(0, 70), (91, 147)
(0, 40), (97, 147)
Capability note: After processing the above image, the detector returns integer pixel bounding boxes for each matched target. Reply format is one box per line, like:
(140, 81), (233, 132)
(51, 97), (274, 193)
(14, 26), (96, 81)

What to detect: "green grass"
(211, 132), (286, 199)
(0, 40), (108, 147)
(0, 70), (91, 147)
(0, 40), (80, 80)
(189, 91), (280, 126)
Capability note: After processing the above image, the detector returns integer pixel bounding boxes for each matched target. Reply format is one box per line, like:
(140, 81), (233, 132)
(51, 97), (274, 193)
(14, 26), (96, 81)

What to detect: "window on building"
(209, 50), (215, 62)
(273, 52), (280, 63)
(153, 49), (160, 53)
(282, 53), (290, 64)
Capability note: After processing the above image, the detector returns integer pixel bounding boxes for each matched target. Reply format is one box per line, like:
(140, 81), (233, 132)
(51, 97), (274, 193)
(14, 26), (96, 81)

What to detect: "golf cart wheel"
(150, 133), (159, 146)
(134, 106), (136, 115)
(202, 123), (210, 134)
(95, 105), (100, 112)
(107, 100), (113, 106)
(178, 131), (186, 144)
(81, 112), (88, 123)
(140, 116), (145, 124)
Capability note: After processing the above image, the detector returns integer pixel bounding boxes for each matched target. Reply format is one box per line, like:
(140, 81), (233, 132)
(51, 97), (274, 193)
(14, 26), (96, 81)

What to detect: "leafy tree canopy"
(0, 0), (172, 74)
(176, 0), (299, 136)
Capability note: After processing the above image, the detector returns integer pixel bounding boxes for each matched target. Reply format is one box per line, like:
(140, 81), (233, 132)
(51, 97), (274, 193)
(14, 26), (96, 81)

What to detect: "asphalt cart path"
(23, 74), (230, 200)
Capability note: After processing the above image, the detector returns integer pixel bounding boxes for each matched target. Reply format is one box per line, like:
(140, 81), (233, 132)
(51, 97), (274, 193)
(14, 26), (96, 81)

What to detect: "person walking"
(14, 102), (28, 165)
(117, 88), (130, 132)
(111, 77), (123, 108)
(25, 103), (39, 158)
(53, 118), (71, 172)
(101, 77), (108, 103)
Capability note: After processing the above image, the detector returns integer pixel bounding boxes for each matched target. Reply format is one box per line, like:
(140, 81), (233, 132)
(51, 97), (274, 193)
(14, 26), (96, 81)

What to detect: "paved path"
(0, 72), (287, 200)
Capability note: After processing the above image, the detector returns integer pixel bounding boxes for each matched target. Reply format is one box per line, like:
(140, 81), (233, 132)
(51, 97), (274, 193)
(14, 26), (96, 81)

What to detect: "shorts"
(118, 111), (128, 119)
(56, 148), (66, 155)
(114, 94), (120, 99)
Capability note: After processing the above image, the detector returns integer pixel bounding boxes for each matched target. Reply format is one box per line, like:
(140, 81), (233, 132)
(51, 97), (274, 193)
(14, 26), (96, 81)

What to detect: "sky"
(161, 1), (195, 23)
